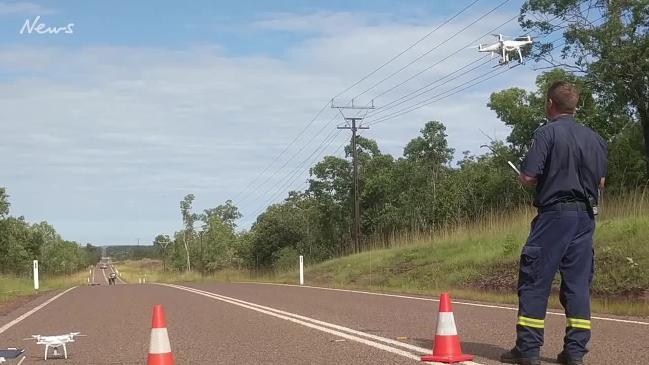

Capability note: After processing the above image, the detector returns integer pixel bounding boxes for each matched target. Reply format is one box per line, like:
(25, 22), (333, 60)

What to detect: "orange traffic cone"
(421, 293), (474, 363)
(147, 304), (175, 365)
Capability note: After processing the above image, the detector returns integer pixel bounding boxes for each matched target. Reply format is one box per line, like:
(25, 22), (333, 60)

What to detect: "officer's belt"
(538, 201), (589, 213)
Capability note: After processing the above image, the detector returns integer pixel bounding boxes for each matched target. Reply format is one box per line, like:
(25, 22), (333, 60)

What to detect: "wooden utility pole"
(332, 99), (374, 253)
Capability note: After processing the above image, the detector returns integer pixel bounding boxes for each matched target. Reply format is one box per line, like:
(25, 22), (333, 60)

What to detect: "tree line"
(0, 188), (101, 276)
(155, 67), (647, 273)
(156, 0), (649, 273)
(4, 0), (647, 276)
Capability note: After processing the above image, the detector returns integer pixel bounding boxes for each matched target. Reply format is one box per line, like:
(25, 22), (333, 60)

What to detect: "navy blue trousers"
(515, 208), (595, 359)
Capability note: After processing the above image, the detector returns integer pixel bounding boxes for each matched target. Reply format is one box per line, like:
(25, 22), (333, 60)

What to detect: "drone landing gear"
(44, 344), (67, 360)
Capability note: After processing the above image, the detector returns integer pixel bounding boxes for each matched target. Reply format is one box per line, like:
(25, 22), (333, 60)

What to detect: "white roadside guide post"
(33, 260), (39, 290)
(299, 255), (304, 286)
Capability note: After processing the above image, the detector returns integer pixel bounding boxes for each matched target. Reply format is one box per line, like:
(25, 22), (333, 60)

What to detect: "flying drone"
(25, 332), (83, 360)
(476, 34), (533, 65)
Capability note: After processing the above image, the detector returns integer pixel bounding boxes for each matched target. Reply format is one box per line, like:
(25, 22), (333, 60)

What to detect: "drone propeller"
(515, 35), (534, 41)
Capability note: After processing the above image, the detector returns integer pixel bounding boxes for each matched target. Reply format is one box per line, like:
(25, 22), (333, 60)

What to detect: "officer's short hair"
(547, 80), (579, 113)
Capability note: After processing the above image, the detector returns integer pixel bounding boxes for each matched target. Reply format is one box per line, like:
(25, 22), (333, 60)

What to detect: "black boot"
(557, 351), (584, 365)
(500, 348), (541, 365)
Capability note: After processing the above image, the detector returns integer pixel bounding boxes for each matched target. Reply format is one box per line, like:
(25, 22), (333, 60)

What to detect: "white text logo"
(20, 16), (74, 35)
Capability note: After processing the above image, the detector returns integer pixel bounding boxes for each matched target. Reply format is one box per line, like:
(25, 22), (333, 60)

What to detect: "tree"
(250, 201), (308, 268)
(520, 0), (649, 174)
(488, 69), (644, 189)
(488, 68), (617, 154)
(202, 200), (242, 230)
(201, 215), (237, 272)
(0, 217), (32, 274)
(0, 187), (9, 218)
(0, 188), (96, 276)
(403, 121), (455, 227)
(179, 194), (197, 271)
(404, 121), (454, 166)
(308, 155), (353, 253)
(153, 234), (172, 270)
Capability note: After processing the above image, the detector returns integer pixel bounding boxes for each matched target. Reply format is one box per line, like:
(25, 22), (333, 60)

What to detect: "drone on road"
(476, 34), (533, 65)
(25, 332), (84, 360)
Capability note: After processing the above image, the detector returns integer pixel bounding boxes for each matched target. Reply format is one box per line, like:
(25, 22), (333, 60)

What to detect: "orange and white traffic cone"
(147, 304), (175, 365)
(421, 293), (474, 363)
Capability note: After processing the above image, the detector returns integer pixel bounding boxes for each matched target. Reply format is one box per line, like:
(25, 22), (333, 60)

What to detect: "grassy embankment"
(114, 259), (262, 284)
(116, 191), (649, 317)
(0, 270), (90, 307)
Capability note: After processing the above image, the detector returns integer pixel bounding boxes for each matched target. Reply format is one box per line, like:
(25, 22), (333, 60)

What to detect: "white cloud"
(0, 2), (54, 16)
(0, 9), (540, 243)
(252, 11), (382, 35)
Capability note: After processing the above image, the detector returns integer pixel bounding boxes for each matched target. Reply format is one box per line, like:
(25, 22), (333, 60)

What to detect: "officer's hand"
(519, 173), (537, 186)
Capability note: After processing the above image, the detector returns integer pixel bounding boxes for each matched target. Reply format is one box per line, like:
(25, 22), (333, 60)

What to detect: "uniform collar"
(551, 114), (575, 122)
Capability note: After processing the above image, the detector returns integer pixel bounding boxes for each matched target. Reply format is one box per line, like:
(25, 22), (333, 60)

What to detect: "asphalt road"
(1, 267), (647, 364)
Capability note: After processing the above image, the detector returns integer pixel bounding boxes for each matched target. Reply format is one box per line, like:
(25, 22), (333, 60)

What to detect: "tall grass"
(0, 269), (91, 305)
(275, 191), (649, 316)
(114, 192), (648, 316)
(365, 187), (648, 252)
(113, 259), (263, 284)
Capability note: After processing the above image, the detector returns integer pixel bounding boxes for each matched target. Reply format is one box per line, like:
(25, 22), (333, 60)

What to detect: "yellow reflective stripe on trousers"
(567, 318), (591, 330)
(517, 316), (545, 329)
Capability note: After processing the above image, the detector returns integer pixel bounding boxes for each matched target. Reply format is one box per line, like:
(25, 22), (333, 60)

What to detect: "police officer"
(501, 81), (607, 365)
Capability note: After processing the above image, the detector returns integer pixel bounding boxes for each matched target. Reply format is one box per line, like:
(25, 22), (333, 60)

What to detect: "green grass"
(0, 270), (91, 306)
(272, 191), (649, 317)
(113, 259), (262, 284)
(114, 191), (649, 317)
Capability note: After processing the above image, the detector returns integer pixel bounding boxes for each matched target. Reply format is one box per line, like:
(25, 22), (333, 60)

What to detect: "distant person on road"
(108, 272), (117, 285)
(501, 81), (607, 365)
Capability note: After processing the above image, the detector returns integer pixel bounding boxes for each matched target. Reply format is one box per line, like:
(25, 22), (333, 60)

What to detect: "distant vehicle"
(26, 333), (83, 360)
(99, 264), (107, 269)
(475, 34), (533, 65)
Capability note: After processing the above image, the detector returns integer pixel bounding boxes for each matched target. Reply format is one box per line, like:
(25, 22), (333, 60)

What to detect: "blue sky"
(0, 0), (545, 245)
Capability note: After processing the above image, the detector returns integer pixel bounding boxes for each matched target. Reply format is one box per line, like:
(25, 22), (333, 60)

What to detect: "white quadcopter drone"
(476, 34), (533, 65)
(25, 332), (83, 360)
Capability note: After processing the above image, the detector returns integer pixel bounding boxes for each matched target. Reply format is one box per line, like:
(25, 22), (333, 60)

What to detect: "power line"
(366, 20), (571, 121)
(367, 40), (570, 126)
(231, 101), (330, 203)
(244, 35), (575, 222)
(351, 0), (513, 101)
(368, 55), (493, 118)
(247, 129), (345, 219)
(232, 0), (486, 204)
(236, 111), (339, 208)
(369, 13), (520, 102)
(240, 1), (559, 222)
(331, 102), (374, 253)
(330, 0), (483, 100)
(366, 16), (567, 110)
(367, 67), (510, 126)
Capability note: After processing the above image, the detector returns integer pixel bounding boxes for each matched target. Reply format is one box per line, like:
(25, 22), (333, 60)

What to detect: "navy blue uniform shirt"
(521, 116), (608, 208)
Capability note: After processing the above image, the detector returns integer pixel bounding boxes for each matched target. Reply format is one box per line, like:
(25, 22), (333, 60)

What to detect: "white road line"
(234, 282), (649, 326)
(162, 283), (482, 365)
(0, 287), (77, 335)
(100, 266), (109, 284)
